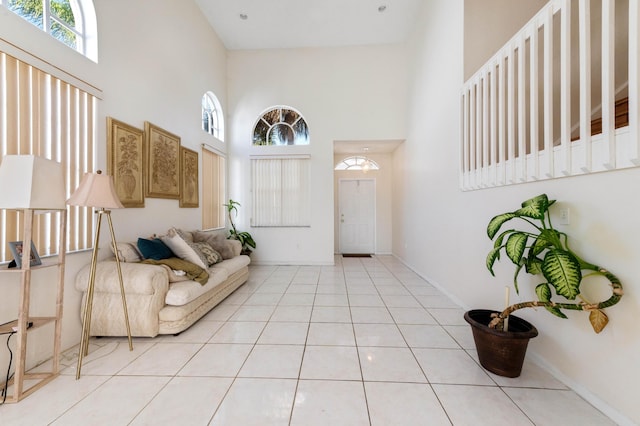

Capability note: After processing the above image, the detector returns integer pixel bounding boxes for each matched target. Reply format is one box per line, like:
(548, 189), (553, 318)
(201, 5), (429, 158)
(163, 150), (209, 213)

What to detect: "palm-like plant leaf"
(524, 256), (543, 275)
(542, 249), (582, 300)
(505, 232), (528, 265)
(486, 246), (502, 276)
(512, 261), (524, 293)
(487, 213), (517, 239)
(516, 194), (552, 220)
(239, 231), (256, 249)
(535, 283), (567, 318)
(531, 229), (557, 256)
(493, 229), (514, 249)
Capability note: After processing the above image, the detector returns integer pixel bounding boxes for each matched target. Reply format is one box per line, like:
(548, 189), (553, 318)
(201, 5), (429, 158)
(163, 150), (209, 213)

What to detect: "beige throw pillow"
(193, 231), (236, 259)
(192, 242), (223, 266)
(110, 241), (143, 262)
(160, 227), (208, 269)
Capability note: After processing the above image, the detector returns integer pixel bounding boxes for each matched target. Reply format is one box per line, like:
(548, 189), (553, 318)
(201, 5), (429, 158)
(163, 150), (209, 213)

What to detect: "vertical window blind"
(201, 146), (226, 230)
(0, 50), (95, 262)
(251, 157), (310, 227)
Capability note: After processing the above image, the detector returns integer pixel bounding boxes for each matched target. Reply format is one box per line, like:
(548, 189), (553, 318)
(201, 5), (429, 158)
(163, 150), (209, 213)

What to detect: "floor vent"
(342, 253), (372, 258)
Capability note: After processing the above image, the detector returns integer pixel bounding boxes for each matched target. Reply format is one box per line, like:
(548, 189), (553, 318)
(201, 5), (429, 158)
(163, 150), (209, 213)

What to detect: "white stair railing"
(460, 0), (638, 191)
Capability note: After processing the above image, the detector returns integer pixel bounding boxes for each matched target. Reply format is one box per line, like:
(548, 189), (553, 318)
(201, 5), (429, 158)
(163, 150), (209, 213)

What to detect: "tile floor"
(0, 255), (616, 425)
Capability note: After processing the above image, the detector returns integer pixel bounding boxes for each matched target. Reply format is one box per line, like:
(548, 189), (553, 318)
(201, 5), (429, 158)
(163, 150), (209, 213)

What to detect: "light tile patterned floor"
(0, 255), (616, 425)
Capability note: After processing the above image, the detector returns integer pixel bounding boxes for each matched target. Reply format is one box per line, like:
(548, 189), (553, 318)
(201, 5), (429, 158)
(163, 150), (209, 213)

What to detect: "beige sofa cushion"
(75, 261), (168, 295)
(165, 268), (228, 306)
(210, 254), (251, 275)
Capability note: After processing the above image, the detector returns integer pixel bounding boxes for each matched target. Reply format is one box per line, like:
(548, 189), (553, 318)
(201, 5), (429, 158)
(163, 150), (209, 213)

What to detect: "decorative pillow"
(160, 227), (208, 269)
(193, 231), (235, 259)
(192, 241), (222, 266)
(227, 238), (242, 257)
(178, 229), (194, 243)
(110, 241), (143, 262)
(136, 238), (174, 260)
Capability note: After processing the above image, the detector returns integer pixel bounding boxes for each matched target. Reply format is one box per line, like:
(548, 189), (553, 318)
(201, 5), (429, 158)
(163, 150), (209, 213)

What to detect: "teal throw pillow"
(137, 238), (174, 260)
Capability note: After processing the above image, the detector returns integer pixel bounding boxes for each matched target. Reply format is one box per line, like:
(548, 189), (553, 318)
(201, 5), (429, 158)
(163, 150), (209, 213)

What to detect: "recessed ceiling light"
(378, 5), (387, 12)
(239, 13), (248, 20)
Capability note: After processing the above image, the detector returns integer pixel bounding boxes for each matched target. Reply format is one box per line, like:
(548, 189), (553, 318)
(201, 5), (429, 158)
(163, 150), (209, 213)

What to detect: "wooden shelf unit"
(1, 208), (66, 403)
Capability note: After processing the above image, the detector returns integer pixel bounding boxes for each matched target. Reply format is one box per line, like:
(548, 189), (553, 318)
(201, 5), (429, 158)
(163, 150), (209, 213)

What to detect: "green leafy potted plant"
(224, 199), (256, 255)
(464, 194), (624, 377)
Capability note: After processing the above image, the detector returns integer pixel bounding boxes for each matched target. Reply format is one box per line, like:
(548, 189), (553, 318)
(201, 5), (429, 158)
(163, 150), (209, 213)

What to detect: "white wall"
(333, 152), (394, 255)
(95, 0), (228, 238)
(227, 46), (407, 265)
(463, 0), (547, 80)
(0, 0), (227, 370)
(396, 1), (640, 424)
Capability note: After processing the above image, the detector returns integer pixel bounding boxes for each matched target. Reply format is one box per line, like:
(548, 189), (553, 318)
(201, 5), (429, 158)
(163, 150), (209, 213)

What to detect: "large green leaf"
(238, 231), (256, 248)
(515, 194), (551, 220)
(524, 256), (543, 275)
(535, 283), (568, 318)
(531, 229), (557, 255)
(486, 246), (502, 276)
(542, 249), (582, 300)
(512, 261), (524, 293)
(487, 213), (517, 239)
(493, 229), (514, 249)
(505, 232), (528, 265)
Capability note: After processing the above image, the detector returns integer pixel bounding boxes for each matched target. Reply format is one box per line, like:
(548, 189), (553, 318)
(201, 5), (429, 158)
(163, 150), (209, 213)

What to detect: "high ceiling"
(195, 0), (423, 51)
(333, 140), (404, 155)
(195, 0), (419, 154)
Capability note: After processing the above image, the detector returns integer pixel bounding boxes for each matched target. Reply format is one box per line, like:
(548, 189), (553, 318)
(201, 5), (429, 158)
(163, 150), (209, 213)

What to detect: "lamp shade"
(0, 155), (66, 210)
(67, 171), (124, 209)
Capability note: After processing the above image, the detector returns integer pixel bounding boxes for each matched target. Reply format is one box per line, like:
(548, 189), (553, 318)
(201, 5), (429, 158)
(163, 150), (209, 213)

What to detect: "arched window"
(1, 0), (98, 61)
(253, 106), (309, 146)
(335, 156), (380, 172)
(202, 91), (224, 141)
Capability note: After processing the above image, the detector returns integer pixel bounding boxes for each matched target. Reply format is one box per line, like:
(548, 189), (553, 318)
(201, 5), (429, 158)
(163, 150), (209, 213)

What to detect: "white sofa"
(74, 229), (250, 337)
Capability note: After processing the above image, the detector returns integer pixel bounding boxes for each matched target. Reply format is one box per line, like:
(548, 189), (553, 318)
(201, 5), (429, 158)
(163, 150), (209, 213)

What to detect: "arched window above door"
(335, 156), (380, 171)
(253, 106), (309, 146)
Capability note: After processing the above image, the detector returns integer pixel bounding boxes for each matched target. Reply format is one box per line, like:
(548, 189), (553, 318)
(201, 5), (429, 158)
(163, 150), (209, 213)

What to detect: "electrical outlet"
(559, 208), (570, 225)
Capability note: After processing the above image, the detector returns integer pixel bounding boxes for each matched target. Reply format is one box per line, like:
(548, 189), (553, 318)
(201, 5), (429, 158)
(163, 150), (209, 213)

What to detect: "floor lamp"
(67, 170), (133, 379)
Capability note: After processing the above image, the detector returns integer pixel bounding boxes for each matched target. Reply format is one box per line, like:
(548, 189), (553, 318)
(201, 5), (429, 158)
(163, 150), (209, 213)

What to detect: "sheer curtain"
(251, 157), (310, 227)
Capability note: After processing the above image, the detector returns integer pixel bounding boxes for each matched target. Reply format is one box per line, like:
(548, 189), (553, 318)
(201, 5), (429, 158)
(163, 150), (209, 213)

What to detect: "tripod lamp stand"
(67, 170), (133, 379)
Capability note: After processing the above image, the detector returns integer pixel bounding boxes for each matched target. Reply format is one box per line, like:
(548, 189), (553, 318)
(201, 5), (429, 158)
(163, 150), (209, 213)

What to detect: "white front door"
(339, 179), (375, 254)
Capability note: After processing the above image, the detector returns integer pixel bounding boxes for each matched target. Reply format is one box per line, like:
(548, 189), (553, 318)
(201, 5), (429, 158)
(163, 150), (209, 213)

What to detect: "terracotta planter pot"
(464, 309), (538, 378)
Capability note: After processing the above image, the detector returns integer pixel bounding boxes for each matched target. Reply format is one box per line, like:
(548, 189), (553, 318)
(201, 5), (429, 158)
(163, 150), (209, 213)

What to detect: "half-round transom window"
(335, 156), (380, 171)
(253, 106), (309, 146)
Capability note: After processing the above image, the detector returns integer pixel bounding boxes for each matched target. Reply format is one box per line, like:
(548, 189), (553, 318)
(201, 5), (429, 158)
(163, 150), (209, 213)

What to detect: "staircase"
(460, 0), (639, 190)
(590, 97), (629, 136)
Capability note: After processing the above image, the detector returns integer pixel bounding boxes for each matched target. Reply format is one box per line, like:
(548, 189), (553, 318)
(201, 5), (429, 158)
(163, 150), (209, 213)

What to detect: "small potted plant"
(224, 199), (256, 255)
(464, 194), (624, 377)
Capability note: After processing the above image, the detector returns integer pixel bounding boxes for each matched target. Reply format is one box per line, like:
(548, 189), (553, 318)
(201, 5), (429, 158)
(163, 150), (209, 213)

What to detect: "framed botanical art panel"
(144, 121), (181, 199)
(180, 147), (199, 207)
(107, 117), (145, 207)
